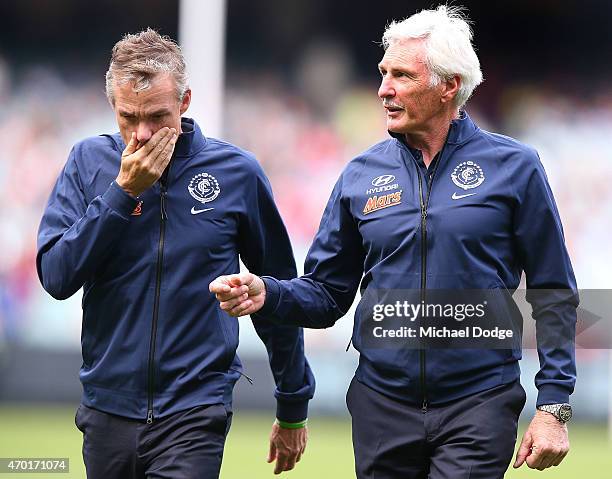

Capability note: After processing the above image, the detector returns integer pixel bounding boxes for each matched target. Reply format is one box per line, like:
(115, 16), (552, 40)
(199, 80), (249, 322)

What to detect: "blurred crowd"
(0, 61), (114, 347)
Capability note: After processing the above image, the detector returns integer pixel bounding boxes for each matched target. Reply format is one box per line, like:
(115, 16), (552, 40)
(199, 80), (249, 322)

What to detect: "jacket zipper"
(415, 151), (442, 414)
(147, 176), (169, 424)
(416, 168), (428, 413)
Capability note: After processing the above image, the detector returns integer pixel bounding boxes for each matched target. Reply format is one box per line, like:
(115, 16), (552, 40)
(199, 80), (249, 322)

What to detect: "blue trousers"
(75, 403), (232, 479)
(347, 377), (526, 479)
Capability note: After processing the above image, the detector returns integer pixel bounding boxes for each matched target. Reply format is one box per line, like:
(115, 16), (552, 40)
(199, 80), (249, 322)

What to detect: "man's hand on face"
(267, 421), (308, 475)
(209, 272), (266, 317)
(116, 127), (178, 197)
(513, 410), (570, 470)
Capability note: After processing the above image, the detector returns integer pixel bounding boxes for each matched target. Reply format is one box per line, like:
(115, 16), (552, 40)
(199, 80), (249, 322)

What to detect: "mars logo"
(188, 173), (220, 204)
(363, 190), (403, 215)
(451, 161), (485, 190)
(372, 174), (396, 187)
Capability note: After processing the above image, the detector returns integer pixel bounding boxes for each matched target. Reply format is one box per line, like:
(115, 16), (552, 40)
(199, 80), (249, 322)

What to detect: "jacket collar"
(173, 117), (207, 158)
(389, 110), (479, 149)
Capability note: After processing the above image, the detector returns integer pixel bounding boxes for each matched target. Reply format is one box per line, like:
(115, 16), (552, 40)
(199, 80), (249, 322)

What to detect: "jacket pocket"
(484, 286), (523, 354)
(216, 310), (239, 369)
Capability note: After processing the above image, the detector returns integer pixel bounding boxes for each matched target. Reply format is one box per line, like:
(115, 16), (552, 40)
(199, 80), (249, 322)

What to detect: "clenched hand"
(209, 272), (266, 317)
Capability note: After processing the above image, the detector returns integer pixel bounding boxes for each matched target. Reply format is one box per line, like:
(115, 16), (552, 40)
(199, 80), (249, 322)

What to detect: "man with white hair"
(37, 29), (314, 478)
(210, 5), (577, 478)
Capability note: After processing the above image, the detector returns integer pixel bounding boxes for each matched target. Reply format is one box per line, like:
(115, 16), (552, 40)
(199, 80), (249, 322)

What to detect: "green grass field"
(0, 405), (610, 478)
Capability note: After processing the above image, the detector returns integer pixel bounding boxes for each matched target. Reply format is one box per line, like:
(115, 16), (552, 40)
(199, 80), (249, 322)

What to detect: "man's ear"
(441, 75), (461, 104)
(180, 89), (192, 114)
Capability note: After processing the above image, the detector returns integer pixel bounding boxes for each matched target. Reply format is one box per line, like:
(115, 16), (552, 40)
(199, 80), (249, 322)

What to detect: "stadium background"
(0, 0), (610, 477)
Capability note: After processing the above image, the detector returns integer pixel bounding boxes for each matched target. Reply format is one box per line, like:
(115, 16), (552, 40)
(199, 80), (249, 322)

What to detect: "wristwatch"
(537, 403), (572, 423)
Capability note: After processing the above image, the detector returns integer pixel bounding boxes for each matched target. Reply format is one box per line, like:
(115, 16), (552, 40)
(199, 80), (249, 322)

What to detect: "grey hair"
(105, 28), (189, 105)
(382, 5), (483, 108)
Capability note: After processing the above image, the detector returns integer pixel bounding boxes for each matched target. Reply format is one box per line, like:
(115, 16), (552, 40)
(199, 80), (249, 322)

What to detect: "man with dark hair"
(210, 6), (577, 478)
(37, 29), (314, 478)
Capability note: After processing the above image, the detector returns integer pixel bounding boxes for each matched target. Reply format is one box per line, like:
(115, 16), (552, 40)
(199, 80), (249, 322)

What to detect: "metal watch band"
(537, 403), (572, 423)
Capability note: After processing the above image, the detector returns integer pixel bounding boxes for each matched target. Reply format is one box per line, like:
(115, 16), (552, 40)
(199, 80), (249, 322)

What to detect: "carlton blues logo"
(451, 161), (485, 190)
(188, 173), (220, 204)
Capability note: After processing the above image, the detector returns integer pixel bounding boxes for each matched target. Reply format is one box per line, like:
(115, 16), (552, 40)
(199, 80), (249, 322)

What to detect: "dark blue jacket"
(261, 112), (577, 408)
(37, 118), (314, 422)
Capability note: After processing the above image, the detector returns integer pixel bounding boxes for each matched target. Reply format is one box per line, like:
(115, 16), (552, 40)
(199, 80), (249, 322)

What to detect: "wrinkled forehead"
(380, 38), (428, 67)
(113, 73), (178, 108)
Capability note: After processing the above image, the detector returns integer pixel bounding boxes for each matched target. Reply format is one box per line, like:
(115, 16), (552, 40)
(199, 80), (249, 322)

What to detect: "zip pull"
(230, 368), (254, 385)
(421, 400), (428, 414)
(160, 191), (168, 220)
(146, 409), (154, 424)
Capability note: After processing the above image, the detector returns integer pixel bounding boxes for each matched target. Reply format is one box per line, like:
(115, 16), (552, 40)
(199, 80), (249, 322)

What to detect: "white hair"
(382, 5), (483, 108)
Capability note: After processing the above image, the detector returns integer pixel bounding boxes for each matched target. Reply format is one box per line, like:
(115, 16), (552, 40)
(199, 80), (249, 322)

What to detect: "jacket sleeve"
(36, 145), (138, 300)
(238, 160), (315, 423)
(513, 151), (578, 407)
(259, 172), (366, 329)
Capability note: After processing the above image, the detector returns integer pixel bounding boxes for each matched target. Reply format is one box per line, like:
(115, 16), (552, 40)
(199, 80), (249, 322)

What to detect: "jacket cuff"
(101, 181), (139, 219)
(260, 276), (281, 315)
(276, 399), (309, 423)
(536, 384), (571, 407)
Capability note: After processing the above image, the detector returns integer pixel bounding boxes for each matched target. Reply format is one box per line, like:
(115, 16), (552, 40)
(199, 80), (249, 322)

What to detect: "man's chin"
(387, 123), (406, 134)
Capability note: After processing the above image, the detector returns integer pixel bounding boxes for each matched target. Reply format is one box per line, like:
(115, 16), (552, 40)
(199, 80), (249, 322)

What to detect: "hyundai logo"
(371, 175), (396, 187)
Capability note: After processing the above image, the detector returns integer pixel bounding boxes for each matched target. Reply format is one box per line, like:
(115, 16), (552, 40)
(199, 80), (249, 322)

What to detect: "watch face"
(559, 404), (572, 422)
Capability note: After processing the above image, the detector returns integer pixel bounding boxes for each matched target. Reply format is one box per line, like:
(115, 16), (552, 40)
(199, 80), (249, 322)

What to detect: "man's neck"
(404, 109), (459, 167)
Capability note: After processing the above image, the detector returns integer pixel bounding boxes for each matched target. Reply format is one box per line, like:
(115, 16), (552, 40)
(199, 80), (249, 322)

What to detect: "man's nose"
(378, 77), (395, 100)
(136, 122), (154, 144)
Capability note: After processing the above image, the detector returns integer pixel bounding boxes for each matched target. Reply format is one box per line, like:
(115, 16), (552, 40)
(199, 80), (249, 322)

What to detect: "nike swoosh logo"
(191, 207), (214, 215)
(451, 192), (477, 200)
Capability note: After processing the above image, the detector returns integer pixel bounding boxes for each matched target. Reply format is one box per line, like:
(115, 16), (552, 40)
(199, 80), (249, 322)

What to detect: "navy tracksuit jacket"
(37, 118), (315, 423)
(261, 112), (577, 408)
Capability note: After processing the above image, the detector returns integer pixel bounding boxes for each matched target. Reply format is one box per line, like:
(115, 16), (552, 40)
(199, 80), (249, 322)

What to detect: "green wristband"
(275, 418), (308, 429)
